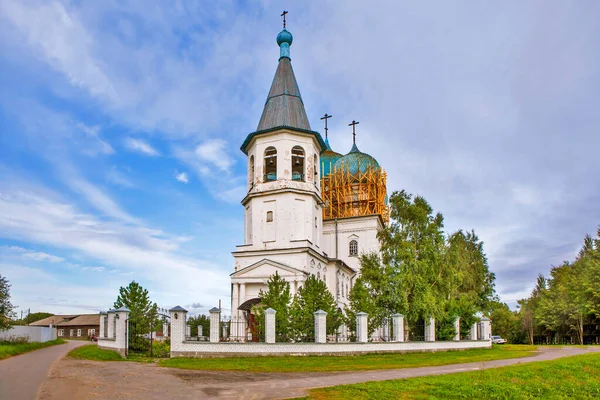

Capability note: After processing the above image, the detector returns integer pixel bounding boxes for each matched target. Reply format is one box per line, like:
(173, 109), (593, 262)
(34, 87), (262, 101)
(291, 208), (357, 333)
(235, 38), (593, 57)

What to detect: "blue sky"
(1, 1), (599, 316)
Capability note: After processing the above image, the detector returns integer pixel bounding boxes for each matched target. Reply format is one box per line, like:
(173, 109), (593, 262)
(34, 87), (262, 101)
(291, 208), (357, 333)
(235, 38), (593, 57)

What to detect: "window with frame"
(349, 240), (358, 256)
(58, 329), (64, 337)
(248, 155), (255, 188)
(77, 329), (82, 337)
(266, 211), (273, 222)
(264, 147), (277, 181)
(291, 146), (305, 181)
(70, 329), (74, 337)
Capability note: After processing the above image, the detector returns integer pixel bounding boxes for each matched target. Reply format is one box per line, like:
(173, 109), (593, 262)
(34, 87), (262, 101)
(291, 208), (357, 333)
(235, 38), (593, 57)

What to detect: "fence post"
(425, 317), (436, 342)
(209, 307), (221, 343)
(356, 312), (368, 343)
(471, 322), (478, 340)
(391, 314), (404, 342)
(454, 317), (461, 341)
(314, 310), (327, 344)
(107, 310), (115, 339)
(186, 325), (191, 337)
(265, 308), (276, 344)
(169, 306), (188, 356)
(99, 311), (106, 339)
(481, 317), (491, 340)
(114, 307), (130, 357)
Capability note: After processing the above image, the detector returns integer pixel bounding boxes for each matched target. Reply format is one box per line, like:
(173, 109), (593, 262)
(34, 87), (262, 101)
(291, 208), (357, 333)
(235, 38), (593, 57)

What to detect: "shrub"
(152, 339), (170, 358)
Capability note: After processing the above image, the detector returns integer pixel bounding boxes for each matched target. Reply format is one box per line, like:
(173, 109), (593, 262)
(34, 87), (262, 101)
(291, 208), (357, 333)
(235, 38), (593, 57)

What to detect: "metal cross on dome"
(349, 120), (360, 144)
(281, 10), (288, 28)
(321, 113), (332, 139)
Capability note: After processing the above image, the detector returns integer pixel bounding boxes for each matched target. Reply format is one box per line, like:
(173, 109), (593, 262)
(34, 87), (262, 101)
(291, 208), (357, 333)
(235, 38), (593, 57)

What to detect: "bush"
(152, 339), (170, 358)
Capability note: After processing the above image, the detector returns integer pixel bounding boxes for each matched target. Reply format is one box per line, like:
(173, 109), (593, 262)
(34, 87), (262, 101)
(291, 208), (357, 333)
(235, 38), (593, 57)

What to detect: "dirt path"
(0, 340), (87, 400)
(39, 346), (600, 400)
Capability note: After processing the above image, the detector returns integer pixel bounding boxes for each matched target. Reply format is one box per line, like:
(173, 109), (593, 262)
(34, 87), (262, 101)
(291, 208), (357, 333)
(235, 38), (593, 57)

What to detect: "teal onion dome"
(334, 143), (380, 176)
(277, 29), (293, 59)
(276, 29), (293, 46)
(321, 139), (342, 178)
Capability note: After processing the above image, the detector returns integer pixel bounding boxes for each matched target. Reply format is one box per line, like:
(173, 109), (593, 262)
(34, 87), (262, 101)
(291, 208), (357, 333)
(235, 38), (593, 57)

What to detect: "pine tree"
(257, 271), (292, 341)
(290, 275), (341, 340)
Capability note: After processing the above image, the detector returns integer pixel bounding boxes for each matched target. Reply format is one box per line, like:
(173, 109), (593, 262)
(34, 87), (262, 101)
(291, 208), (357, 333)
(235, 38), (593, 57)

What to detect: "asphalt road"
(0, 340), (87, 400)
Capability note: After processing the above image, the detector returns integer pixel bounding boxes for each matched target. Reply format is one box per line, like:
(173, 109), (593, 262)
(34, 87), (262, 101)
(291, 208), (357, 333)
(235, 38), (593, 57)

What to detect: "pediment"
(231, 258), (306, 278)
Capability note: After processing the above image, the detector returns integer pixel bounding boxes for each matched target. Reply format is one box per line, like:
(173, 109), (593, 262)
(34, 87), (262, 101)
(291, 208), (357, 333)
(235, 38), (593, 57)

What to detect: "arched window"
(313, 154), (318, 183)
(264, 147), (277, 181)
(292, 146), (305, 181)
(248, 155), (254, 188)
(349, 240), (358, 256)
(317, 271), (321, 280)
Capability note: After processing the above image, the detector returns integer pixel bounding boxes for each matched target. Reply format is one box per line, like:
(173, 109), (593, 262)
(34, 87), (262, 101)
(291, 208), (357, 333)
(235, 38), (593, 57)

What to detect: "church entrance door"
(248, 313), (260, 342)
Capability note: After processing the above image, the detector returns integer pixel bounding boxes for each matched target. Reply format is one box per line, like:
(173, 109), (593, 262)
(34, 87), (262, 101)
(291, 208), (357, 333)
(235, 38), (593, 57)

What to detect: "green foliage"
(158, 345), (536, 373)
(256, 271), (292, 341)
(152, 339), (170, 358)
(114, 280), (158, 326)
(12, 312), (54, 326)
(0, 274), (16, 331)
(187, 314), (210, 337)
(347, 190), (496, 338)
(306, 351), (600, 399)
(290, 275), (342, 340)
(68, 344), (124, 361)
(0, 339), (66, 360)
(514, 227), (600, 345)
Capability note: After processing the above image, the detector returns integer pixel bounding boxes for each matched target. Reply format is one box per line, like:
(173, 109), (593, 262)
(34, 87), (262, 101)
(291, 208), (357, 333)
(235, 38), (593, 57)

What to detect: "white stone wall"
(98, 310), (129, 357)
(171, 340), (491, 357)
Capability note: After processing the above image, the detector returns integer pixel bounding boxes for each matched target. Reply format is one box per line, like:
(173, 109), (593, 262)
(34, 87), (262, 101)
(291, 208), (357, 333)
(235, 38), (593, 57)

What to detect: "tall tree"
(290, 275), (341, 340)
(257, 271), (292, 341)
(113, 281), (158, 328)
(0, 274), (16, 331)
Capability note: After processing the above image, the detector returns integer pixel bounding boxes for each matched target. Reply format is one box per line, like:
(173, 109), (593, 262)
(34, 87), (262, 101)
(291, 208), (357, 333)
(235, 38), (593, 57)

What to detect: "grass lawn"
(0, 339), (66, 360)
(68, 344), (124, 361)
(304, 351), (600, 399)
(158, 345), (536, 373)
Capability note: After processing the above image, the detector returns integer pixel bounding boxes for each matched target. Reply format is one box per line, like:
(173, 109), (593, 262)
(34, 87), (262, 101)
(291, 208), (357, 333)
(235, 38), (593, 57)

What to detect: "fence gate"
(127, 319), (153, 357)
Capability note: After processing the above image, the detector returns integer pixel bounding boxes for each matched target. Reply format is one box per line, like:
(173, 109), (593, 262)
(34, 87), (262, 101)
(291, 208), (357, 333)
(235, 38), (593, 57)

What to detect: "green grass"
(158, 345), (536, 373)
(0, 338), (66, 360)
(304, 351), (600, 399)
(68, 344), (124, 361)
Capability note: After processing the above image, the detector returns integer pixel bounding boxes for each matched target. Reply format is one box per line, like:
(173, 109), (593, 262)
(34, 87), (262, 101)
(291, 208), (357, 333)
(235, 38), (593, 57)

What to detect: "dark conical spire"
(256, 26), (311, 132)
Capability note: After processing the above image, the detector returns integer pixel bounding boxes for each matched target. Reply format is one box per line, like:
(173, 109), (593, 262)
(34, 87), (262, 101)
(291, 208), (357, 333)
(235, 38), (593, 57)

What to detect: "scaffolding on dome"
(320, 159), (389, 223)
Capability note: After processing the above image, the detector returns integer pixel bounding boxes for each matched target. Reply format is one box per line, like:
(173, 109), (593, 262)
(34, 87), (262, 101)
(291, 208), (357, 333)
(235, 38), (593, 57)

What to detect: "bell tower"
(237, 22), (326, 257)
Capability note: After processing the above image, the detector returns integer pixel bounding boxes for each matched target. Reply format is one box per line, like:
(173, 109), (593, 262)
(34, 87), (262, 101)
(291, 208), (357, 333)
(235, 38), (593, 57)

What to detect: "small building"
(29, 314), (100, 339)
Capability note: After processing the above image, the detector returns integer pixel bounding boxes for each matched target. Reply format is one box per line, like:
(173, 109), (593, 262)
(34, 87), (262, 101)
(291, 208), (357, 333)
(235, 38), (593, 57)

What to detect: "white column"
(265, 308), (276, 344)
(114, 307), (130, 356)
(209, 307), (221, 343)
(107, 311), (115, 339)
(471, 322), (478, 340)
(454, 317), (461, 341)
(185, 325), (191, 337)
(99, 312), (106, 339)
(425, 317), (436, 342)
(481, 318), (491, 340)
(163, 322), (169, 338)
(169, 306), (188, 353)
(356, 312), (368, 343)
(392, 314), (404, 342)
(314, 310), (327, 343)
(239, 283), (246, 305)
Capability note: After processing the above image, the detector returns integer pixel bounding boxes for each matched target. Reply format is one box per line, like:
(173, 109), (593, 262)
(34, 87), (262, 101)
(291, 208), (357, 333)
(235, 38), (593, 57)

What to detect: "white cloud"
(194, 139), (234, 173)
(175, 171), (189, 184)
(0, 245), (64, 263)
(124, 138), (160, 157)
(75, 123), (114, 156)
(106, 166), (135, 188)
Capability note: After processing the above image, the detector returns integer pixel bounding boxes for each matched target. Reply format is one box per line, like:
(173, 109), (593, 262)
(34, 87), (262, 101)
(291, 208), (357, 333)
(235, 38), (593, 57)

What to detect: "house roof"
(29, 314), (100, 327)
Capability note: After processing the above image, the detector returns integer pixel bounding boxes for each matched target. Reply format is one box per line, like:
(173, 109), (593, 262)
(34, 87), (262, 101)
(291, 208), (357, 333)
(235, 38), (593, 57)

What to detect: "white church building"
(230, 24), (389, 340)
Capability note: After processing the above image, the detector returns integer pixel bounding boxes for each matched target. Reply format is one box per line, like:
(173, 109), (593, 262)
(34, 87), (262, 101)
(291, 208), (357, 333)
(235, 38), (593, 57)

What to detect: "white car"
(491, 335), (507, 344)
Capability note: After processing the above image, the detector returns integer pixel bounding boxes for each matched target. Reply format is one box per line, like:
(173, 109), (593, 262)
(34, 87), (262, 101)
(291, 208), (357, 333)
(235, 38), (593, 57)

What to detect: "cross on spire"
(321, 113), (332, 139)
(349, 120), (360, 145)
(281, 10), (288, 28)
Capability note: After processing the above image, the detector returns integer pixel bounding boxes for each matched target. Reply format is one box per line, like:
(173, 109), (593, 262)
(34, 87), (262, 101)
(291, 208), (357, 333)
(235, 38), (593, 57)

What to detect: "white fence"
(0, 326), (58, 343)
